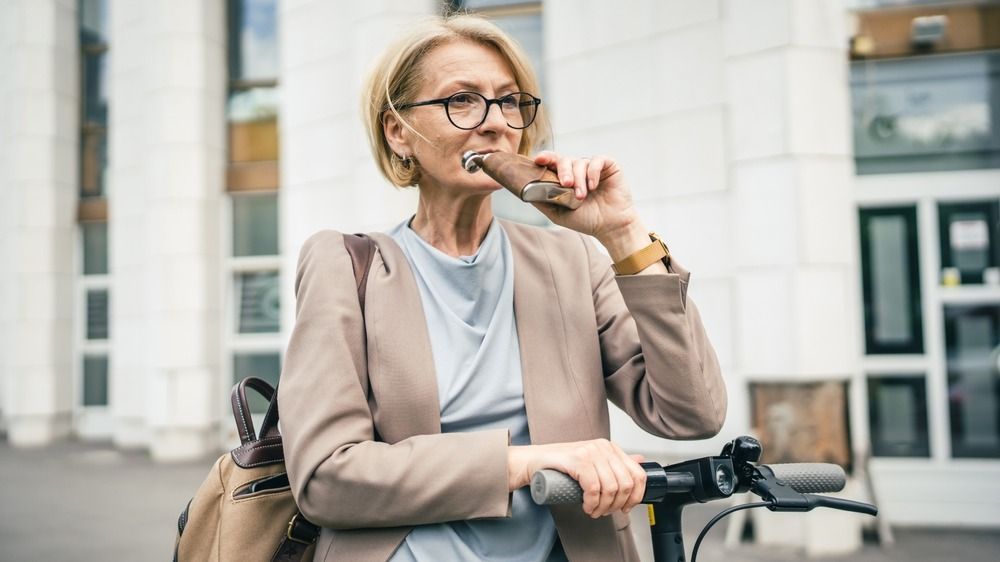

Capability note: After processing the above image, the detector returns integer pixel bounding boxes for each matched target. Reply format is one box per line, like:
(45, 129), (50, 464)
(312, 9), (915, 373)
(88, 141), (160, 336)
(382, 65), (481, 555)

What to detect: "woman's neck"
(410, 184), (495, 258)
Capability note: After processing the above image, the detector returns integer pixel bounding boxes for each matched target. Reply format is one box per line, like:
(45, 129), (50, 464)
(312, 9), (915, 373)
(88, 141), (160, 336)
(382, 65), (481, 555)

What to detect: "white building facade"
(1, 0), (997, 530)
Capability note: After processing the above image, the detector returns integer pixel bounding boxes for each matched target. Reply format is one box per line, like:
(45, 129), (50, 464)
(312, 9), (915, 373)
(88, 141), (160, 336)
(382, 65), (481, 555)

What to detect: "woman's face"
(388, 39), (525, 194)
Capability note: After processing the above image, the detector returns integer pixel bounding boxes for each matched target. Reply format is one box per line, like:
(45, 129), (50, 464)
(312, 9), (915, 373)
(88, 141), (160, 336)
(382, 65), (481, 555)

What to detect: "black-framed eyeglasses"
(393, 91), (541, 130)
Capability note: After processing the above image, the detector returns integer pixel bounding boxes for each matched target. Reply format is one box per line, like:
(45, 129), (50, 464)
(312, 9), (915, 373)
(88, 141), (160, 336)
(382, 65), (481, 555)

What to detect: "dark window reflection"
(79, 0), (108, 45)
(859, 207), (924, 354)
(82, 52), (108, 125)
(851, 52), (1000, 174)
(232, 193), (278, 257)
(237, 271), (280, 334)
(868, 375), (930, 457)
(86, 289), (109, 340)
(228, 0), (279, 82)
(79, 0), (108, 199)
(82, 222), (109, 275)
(83, 355), (109, 406)
(945, 304), (1000, 458)
(938, 200), (1000, 285)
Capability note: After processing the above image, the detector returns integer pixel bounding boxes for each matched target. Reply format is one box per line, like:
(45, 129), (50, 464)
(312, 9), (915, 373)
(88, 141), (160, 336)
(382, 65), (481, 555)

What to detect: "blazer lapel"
(363, 232), (441, 442)
(504, 221), (595, 445)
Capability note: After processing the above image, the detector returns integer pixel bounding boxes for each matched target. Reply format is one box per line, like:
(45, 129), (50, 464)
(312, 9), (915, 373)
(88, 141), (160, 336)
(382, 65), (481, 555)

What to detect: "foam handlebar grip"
(764, 463), (846, 493)
(531, 469), (584, 505)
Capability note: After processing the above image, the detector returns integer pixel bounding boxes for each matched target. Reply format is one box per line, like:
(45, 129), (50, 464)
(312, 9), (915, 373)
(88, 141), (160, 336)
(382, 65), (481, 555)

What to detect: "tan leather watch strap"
(612, 232), (670, 275)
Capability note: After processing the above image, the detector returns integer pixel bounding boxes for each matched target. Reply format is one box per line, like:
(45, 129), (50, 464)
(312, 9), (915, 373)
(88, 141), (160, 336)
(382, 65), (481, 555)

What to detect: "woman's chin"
(463, 180), (505, 196)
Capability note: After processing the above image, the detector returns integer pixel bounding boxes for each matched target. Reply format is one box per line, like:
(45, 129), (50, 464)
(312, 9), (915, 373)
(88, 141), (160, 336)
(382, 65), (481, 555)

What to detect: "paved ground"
(1, 439), (998, 561)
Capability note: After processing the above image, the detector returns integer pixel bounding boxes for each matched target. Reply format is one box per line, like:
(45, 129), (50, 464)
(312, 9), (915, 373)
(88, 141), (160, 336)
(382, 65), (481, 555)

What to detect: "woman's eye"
(500, 95), (519, 110)
(450, 93), (476, 106)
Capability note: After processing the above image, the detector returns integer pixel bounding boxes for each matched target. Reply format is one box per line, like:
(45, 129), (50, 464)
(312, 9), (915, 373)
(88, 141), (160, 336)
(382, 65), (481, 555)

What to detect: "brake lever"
(804, 495), (878, 516)
(752, 473), (878, 516)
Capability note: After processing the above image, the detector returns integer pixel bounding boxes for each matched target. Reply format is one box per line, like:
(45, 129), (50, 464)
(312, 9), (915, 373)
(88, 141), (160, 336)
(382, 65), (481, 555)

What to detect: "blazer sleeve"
(584, 237), (727, 439)
(278, 231), (511, 530)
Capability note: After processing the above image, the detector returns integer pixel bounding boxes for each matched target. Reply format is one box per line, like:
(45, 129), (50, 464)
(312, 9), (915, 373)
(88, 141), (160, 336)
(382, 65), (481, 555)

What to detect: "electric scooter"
(530, 436), (878, 562)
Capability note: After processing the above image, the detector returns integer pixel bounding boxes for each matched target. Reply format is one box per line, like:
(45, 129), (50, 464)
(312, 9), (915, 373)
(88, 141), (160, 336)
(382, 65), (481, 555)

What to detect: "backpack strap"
(342, 233), (376, 316)
(231, 377), (275, 445)
(269, 513), (321, 562)
(262, 235), (375, 560)
(256, 233), (376, 440)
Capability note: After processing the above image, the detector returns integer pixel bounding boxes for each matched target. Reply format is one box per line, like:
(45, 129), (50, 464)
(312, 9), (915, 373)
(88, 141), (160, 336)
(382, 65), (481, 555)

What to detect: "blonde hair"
(362, 14), (549, 187)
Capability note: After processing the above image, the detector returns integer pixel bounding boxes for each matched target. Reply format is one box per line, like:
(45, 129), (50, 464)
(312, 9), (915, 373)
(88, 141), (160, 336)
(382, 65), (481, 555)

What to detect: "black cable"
(690, 501), (770, 562)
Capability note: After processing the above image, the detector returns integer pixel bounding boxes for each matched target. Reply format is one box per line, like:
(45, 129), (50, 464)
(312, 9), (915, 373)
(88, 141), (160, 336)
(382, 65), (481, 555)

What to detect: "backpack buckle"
(286, 514), (318, 545)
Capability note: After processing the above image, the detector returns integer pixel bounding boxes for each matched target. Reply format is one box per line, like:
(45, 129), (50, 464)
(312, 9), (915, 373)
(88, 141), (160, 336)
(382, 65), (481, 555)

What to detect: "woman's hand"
(530, 152), (637, 241)
(507, 439), (647, 518)
(531, 151), (658, 264)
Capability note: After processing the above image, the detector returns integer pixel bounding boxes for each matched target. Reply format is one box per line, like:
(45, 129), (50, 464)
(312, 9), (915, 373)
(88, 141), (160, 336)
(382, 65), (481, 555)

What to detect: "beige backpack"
(173, 233), (376, 561)
(172, 377), (319, 561)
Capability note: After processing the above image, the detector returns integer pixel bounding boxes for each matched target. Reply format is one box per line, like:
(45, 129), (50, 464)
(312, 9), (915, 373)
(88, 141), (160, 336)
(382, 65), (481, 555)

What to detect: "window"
(850, 52), (1000, 175)
(227, 0), (279, 192)
(82, 355), (109, 407)
(79, 229), (110, 407)
(77, 0), (110, 411)
(226, 1), (282, 422)
(86, 289), (109, 340)
(945, 304), (1000, 458)
(79, 0), (108, 200)
(233, 193), (279, 257)
(867, 375), (930, 457)
(236, 271), (280, 334)
(938, 200), (1000, 286)
(859, 207), (924, 354)
(82, 222), (108, 275)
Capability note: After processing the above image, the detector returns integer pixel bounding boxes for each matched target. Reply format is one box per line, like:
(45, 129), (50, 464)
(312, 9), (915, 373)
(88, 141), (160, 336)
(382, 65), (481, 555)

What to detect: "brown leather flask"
(461, 151), (582, 210)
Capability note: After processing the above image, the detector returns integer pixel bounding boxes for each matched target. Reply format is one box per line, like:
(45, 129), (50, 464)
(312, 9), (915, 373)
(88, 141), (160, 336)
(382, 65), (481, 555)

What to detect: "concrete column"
(0, 0), (78, 446)
(146, 0), (226, 461)
(106, 0), (226, 460)
(725, 0), (859, 382)
(107, 0), (149, 449)
(724, 0), (861, 556)
(278, 0), (430, 333)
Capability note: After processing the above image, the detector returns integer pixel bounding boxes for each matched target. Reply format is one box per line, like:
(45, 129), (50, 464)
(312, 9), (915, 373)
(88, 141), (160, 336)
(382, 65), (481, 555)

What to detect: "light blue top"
(386, 218), (564, 562)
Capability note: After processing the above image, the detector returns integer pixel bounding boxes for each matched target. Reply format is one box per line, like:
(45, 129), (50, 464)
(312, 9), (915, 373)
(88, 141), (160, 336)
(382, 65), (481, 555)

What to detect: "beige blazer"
(278, 219), (727, 562)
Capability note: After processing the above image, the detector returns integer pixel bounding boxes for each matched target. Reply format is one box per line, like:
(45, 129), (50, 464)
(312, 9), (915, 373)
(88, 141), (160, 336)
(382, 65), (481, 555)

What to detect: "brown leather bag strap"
(255, 233), (376, 441)
(231, 377), (275, 445)
(342, 233), (376, 315)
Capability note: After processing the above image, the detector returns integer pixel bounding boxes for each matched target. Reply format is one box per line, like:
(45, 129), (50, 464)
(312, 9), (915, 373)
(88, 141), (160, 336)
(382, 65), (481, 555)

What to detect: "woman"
(278, 14), (726, 562)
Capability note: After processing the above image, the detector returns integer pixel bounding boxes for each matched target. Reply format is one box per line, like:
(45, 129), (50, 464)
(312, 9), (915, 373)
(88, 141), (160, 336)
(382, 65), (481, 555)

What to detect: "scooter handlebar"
(761, 463), (846, 494)
(531, 462), (847, 505)
(530, 469), (584, 505)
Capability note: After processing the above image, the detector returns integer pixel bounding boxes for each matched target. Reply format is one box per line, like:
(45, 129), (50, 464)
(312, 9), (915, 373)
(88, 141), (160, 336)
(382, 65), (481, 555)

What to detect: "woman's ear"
(383, 111), (411, 158)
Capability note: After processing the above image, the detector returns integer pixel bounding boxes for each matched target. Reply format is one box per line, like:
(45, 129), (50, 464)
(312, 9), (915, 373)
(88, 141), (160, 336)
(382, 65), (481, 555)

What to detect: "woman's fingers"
(587, 156), (607, 191)
(556, 154), (575, 188)
(584, 439), (641, 518)
(621, 450), (647, 512)
(590, 453), (620, 517)
(575, 463), (602, 517)
(572, 158), (590, 199)
(534, 151), (602, 197)
(602, 453), (635, 515)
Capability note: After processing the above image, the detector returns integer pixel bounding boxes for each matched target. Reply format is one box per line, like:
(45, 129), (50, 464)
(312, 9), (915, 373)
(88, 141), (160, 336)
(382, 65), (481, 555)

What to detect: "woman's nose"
(478, 100), (507, 132)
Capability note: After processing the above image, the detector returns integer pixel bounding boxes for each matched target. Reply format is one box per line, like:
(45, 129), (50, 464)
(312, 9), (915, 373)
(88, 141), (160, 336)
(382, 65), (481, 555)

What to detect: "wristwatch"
(612, 232), (670, 275)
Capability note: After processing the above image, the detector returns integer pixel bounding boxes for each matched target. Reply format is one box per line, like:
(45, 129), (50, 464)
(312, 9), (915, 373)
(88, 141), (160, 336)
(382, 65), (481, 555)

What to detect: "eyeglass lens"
(447, 92), (537, 130)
